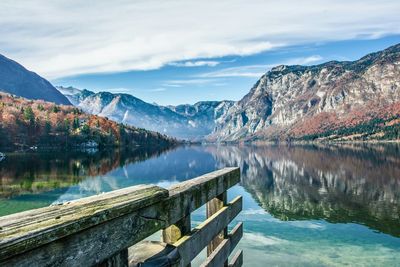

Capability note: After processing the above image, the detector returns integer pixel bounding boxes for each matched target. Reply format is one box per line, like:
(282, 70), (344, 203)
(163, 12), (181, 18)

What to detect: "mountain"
(0, 92), (176, 150)
(210, 43), (400, 142)
(0, 54), (71, 105)
(57, 43), (400, 142)
(167, 101), (235, 137)
(57, 86), (234, 140)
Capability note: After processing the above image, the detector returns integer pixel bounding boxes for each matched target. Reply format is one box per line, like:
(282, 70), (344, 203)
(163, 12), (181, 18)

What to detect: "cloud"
(169, 60), (220, 67)
(285, 55), (324, 65)
(0, 0), (399, 78)
(163, 78), (217, 87)
(148, 87), (166, 92)
(198, 55), (324, 78)
(198, 65), (269, 78)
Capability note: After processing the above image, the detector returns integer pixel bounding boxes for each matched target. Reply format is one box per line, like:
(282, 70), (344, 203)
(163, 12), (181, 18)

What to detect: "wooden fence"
(0, 167), (243, 267)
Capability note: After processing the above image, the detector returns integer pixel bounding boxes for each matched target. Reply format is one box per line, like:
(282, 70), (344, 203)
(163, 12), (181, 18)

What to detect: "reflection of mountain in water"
(208, 144), (400, 237)
(0, 146), (170, 198)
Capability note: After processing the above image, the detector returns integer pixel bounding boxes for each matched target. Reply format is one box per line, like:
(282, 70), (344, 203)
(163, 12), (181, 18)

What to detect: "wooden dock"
(0, 167), (243, 267)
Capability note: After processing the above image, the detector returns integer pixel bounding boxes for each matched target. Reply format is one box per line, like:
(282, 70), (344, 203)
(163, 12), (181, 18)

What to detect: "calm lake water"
(1, 144), (400, 266)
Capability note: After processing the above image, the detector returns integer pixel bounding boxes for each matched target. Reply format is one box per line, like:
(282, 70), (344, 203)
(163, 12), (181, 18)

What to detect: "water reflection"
(1, 143), (399, 238)
(207, 144), (400, 237)
(0, 147), (170, 215)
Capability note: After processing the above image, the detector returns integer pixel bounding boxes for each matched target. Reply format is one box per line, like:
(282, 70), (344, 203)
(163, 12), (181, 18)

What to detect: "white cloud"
(148, 87), (166, 92)
(285, 55), (324, 65)
(198, 55), (324, 78)
(169, 60), (220, 67)
(198, 65), (269, 78)
(0, 0), (399, 78)
(163, 78), (217, 87)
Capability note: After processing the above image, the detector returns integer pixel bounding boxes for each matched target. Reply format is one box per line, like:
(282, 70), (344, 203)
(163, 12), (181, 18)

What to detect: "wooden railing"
(0, 167), (242, 267)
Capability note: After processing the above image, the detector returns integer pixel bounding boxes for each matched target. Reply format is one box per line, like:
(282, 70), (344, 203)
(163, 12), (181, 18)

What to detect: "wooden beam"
(174, 196), (242, 266)
(0, 185), (168, 262)
(206, 192), (227, 259)
(0, 168), (241, 267)
(200, 222), (243, 267)
(228, 250), (243, 267)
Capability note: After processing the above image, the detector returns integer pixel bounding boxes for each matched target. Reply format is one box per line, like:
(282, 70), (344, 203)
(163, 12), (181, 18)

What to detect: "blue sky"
(53, 36), (400, 105)
(1, 1), (400, 105)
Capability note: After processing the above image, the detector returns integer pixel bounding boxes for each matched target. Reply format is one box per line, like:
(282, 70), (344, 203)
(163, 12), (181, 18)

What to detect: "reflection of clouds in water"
(52, 176), (119, 204)
(238, 210), (326, 230)
(123, 166), (129, 179)
(188, 160), (197, 168)
(34, 145), (400, 267)
(241, 208), (268, 215)
(286, 221), (326, 230)
(156, 180), (179, 189)
(243, 232), (287, 246)
(240, 233), (400, 266)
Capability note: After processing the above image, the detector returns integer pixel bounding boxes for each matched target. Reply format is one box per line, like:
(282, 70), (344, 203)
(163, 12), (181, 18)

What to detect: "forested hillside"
(0, 93), (176, 150)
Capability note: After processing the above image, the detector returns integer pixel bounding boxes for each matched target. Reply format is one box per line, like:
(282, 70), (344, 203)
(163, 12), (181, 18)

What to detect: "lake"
(0, 144), (399, 266)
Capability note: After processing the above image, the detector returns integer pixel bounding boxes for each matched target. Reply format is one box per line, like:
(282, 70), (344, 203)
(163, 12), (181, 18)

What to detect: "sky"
(1, 0), (400, 105)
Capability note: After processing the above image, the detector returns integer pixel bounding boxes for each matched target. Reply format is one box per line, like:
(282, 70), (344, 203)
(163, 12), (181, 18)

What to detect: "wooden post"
(163, 215), (191, 266)
(0, 168), (241, 267)
(206, 192), (228, 266)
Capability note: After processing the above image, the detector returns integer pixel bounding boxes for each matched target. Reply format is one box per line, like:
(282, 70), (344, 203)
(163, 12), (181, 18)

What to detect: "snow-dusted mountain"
(58, 43), (400, 142)
(57, 86), (234, 140)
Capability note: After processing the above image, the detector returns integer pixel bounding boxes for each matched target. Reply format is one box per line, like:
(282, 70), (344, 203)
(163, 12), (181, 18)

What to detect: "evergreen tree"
(24, 106), (35, 124)
(73, 117), (80, 129)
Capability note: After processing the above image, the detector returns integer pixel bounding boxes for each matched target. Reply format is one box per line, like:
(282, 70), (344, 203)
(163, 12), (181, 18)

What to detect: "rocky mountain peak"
(210, 43), (400, 141)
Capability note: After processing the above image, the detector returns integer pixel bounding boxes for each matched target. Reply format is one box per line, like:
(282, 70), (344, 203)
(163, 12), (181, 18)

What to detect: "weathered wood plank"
(206, 192), (227, 260)
(166, 167), (240, 226)
(174, 196), (242, 266)
(228, 250), (243, 267)
(130, 197), (242, 266)
(0, 168), (241, 267)
(0, 185), (169, 262)
(200, 222), (243, 267)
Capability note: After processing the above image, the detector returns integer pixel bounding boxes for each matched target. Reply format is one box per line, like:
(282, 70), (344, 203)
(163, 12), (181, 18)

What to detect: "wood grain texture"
(200, 222), (243, 267)
(0, 185), (168, 262)
(228, 250), (243, 267)
(206, 192), (227, 259)
(0, 167), (241, 267)
(174, 196), (242, 266)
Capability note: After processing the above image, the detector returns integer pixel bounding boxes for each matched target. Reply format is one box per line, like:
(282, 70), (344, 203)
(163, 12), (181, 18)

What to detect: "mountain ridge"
(0, 92), (176, 150)
(57, 43), (400, 142)
(210, 43), (400, 142)
(0, 54), (71, 105)
(57, 86), (234, 140)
